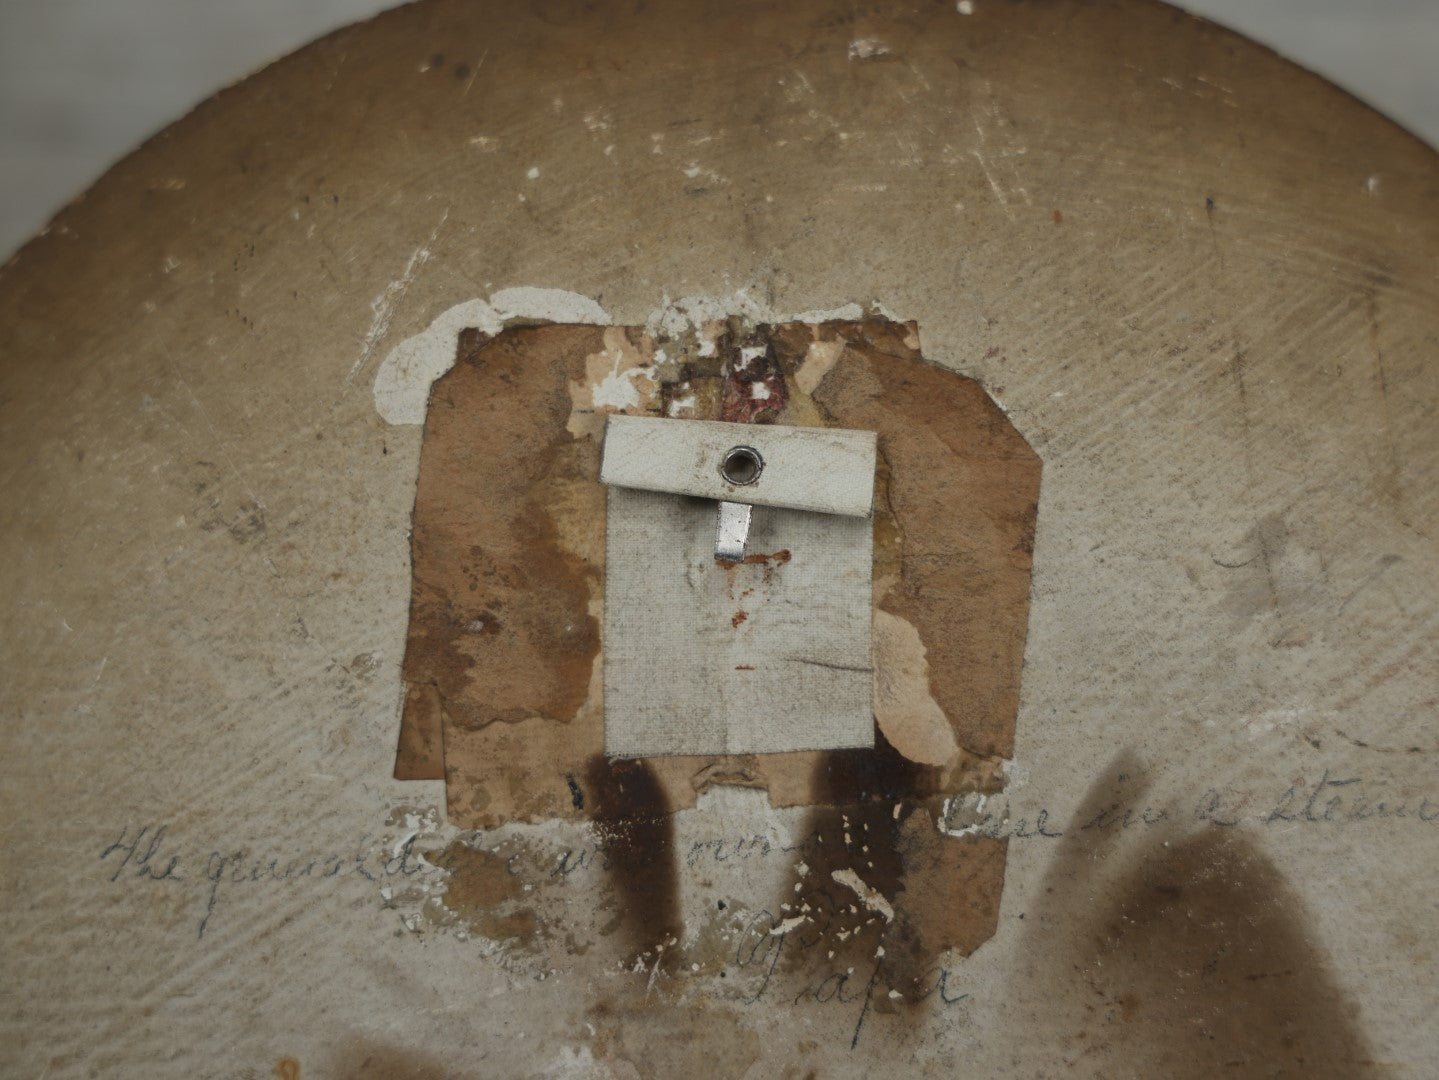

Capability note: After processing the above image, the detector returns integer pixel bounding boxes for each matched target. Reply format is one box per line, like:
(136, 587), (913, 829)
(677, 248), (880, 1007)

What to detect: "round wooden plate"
(1, 1), (1435, 1075)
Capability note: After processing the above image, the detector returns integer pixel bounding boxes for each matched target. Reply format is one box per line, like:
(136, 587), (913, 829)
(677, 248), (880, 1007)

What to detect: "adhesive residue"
(374, 288), (874, 425)
(429, 840), (542, 945)
(566, 327), (661, 439)
(373, 287), (609, 424)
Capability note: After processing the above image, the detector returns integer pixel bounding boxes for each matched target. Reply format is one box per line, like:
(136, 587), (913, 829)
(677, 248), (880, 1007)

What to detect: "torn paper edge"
(373, 287), (884, 425)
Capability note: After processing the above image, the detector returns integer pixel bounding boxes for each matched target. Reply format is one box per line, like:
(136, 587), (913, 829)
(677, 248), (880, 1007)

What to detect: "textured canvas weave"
(604, 486), (874, 757)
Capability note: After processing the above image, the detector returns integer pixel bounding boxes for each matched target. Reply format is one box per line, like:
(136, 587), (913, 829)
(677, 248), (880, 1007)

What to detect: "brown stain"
(396, 325), (604, 785)
(273, 1059), (300, 1080)
(743, 547), (792, 565)
(811, 322), (1042, 760)
(720, 547), (793, 597)
(474, 908), (539, 941)
(1028, 756), (1374, 1076)
(475, 499), (597, 726)
(584, 755), (683, 967)
(779, 732), (1004, 1012)
(588, 999), (759, 1080)
(393, 683), (444, 781)
(329, 1039), (469, 1080)
(1053, 208), (1064, 224)
(428, 840), (540, 945)
(731, 610), (747, 628)
(413, 456), (597, 728)
(429, 842), (521, 909)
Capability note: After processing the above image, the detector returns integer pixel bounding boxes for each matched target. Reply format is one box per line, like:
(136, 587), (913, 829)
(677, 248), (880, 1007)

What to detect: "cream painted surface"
(3, 1), (1436, 260)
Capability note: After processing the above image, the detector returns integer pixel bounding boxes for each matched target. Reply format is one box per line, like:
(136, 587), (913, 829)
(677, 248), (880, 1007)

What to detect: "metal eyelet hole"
(719, 445), (764, 486)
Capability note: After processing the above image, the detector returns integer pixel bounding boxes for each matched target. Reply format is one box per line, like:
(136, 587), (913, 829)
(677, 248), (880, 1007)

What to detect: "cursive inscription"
(98, 826), (431, 938)
(99, 770), (1436, 944)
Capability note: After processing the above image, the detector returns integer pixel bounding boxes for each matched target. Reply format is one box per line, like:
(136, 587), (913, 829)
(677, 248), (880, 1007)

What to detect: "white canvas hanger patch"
(600, 415), (878, 757)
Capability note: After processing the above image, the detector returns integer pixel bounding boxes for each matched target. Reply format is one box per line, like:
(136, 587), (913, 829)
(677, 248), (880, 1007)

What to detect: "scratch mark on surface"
(1336, 553), (1403, 616)
(1366, 290), (1409, 526)
(1204, 194), (1226, 270)
(1212, 553), (1258, 570)
(348, 209), (450, 383)
(1195, 73), (1234, 96)
(463, 49), (488, 96)
(156, 338), (265, 513)
(969, 88), (1030, 213)
(971, 149), (1011, 215)
(1334, 726), (1434, 755)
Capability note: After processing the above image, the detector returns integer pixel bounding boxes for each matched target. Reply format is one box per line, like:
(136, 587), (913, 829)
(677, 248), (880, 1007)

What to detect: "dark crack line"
(781, 656), (875, 673)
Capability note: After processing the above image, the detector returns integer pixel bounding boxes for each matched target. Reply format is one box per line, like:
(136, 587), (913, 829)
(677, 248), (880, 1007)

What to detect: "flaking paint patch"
(388, 320), (1029, 1015)
(373, 288), (610, 424)
(376, 289), (879, 426)
(937, 790), (995, 837)
(566, 328), (661, 439)
(780, 732), (1006, 1011)
(641, 290), (863, 343)
(830, 867), (896, 921)
(427, 840), (546, 945)
(795, 338), (845, 395)
(848, 38), (891, 60)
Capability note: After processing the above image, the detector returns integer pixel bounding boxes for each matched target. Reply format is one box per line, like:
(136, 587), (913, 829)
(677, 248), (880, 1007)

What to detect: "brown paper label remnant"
(393, 317), (1041, 964)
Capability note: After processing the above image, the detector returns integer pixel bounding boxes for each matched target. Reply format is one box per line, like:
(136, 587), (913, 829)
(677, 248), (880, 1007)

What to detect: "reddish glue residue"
(720, 337), (790, 424)
(720, 548), (793, 597)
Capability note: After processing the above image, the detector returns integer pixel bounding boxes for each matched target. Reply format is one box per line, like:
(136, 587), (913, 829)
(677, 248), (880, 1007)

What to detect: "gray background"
(1, 0), (1437, 260)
